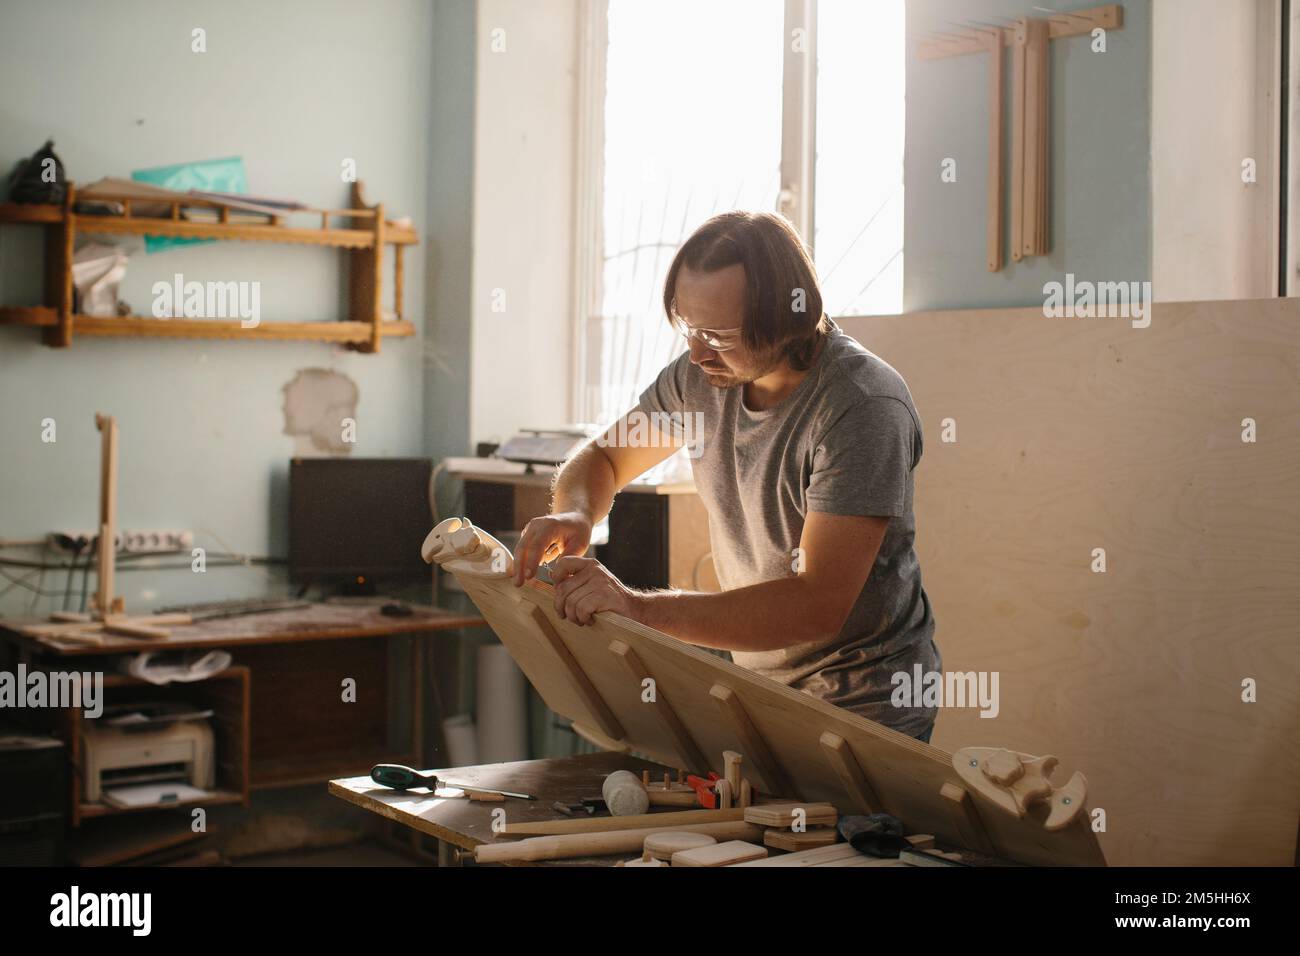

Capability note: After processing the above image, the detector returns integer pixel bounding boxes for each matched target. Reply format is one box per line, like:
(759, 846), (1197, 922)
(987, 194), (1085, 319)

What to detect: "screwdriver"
(370, 764), (536, 800)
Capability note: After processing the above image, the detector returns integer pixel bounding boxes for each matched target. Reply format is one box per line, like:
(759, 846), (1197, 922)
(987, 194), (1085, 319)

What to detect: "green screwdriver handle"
(370, 764), (535, 800)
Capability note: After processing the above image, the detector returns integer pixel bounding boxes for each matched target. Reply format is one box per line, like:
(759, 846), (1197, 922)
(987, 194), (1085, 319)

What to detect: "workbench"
(330, 752), (674, 866)
(0, 602), (485, 821)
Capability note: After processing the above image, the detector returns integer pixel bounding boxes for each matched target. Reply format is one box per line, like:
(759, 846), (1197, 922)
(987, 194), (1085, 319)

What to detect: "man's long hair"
(663, 211), (830, 371)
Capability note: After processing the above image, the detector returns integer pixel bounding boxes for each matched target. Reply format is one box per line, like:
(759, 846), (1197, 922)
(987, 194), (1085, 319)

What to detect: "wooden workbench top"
(329, 751), (676, 866)
(0, 602), (485, 656)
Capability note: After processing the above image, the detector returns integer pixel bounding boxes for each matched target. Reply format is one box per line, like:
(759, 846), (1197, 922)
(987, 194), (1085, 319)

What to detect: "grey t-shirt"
(636, 319), (940, 737)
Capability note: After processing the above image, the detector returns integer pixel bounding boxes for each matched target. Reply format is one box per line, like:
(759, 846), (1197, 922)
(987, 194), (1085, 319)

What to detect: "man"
(512, 211), (940, 742)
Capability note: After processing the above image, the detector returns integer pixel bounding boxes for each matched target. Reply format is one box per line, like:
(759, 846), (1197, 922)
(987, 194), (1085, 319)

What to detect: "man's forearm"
(552, 444), (618, 522)
(632, 578), (841, 653)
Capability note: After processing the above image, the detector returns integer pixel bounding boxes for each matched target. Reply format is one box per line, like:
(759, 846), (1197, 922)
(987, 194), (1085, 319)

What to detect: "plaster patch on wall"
(281, 368), (359, 455)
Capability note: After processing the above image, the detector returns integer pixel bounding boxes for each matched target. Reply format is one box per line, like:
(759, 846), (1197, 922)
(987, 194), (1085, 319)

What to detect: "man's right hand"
(512, 511), (593, 586)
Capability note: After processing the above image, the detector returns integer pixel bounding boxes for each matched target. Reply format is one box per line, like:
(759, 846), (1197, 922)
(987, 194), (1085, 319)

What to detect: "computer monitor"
(288, 457), (433, 591)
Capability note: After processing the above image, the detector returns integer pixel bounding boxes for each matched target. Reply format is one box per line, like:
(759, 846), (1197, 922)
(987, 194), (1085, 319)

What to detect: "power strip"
(47, 529), (193, 555)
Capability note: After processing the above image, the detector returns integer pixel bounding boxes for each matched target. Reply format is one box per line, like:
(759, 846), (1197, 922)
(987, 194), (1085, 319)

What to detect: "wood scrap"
(743, 802), (838, 829)
(671, 840), (767, 867)
(763, 827), (839, 852)
(643, 831), (716, 861)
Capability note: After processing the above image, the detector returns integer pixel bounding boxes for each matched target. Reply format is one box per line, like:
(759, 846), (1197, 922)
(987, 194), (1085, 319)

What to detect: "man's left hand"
(550, 556), (640, 626)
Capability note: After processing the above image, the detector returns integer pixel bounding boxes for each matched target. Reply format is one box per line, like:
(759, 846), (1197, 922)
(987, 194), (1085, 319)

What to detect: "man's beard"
(701, 351), (782, 389)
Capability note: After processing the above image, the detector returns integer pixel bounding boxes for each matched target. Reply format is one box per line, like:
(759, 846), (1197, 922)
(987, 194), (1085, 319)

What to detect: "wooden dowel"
(1010, 19), (1026, 262)
(474, 821), (763, 864)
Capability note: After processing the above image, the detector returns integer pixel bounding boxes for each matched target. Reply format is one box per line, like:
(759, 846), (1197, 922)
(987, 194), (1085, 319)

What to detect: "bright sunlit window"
(590, 0), (784, 427)
(815, 0), (906, 317)
(583, 0), (905, 426)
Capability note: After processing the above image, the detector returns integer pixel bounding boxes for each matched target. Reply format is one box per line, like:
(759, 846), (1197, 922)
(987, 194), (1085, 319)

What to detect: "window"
(814, 0), (906, 316)
(577, 0), (907, 427)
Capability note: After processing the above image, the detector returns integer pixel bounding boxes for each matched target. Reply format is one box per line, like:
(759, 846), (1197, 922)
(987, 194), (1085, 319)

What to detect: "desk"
(0, 603), (486, 814)
(329, 751), (674, 866)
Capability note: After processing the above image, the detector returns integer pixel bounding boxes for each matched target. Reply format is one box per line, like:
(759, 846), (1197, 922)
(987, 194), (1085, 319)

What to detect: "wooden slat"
(609, 639), (708, 772)
(820, 730), (881, 814)
(1010, 23), (1025, 263)
(709, 683), (799, 799)
(526, 605), (625, 743)
(985, 27), (1004, 272)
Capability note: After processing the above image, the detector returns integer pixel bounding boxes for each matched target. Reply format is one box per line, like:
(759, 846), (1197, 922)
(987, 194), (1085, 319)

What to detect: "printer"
(81, 719), (214, 803)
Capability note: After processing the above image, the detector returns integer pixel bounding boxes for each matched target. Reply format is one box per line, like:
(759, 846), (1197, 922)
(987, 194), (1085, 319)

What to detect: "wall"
(903, 0), (1152, 311)
(0, 0), (437, 613)
(426, 0), (478, 513)
(840, 300), (1300, 866)
(1151, 0), (1281, 300)
(469, 0), (579, 446)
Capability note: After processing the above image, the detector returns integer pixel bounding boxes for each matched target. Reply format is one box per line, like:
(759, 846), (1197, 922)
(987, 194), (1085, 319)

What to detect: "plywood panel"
(838, 299), (1300, 866)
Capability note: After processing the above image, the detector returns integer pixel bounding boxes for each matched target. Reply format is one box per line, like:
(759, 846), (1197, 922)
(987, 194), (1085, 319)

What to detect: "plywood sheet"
(838, 299), (1300, 866)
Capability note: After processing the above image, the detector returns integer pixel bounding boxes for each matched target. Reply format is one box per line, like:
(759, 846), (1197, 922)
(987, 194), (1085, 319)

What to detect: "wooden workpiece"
(643, 831), (717, 861)
(670, 840), (768, 868)
(763, 827), (840, 852)
(743, 802), (838, 830)
(426, 517), (1107, 867)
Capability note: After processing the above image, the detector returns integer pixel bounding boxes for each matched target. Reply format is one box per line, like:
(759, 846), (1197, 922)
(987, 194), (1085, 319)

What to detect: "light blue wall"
(0, 0), (449, 614)
(425, 0), (476, 517)
(903, 0), (1151, 310)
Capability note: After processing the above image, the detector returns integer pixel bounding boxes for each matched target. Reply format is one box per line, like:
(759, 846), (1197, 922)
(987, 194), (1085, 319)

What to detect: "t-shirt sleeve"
(636, 351), (690, 419)
(806, 397), (918, 518)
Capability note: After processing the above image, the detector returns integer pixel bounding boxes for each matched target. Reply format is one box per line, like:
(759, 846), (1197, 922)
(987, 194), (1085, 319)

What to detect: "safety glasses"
(669, 305), (744, 352)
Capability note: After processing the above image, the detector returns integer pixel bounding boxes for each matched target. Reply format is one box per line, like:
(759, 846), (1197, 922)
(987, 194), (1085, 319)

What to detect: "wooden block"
(744, 802), (838, 830)
(716, 778), (733, 810)
(739, 778), (752, 809)
(647, 790), (698, 808)
(819, 731), (881, 815)
(730, 842), (862, 867)
(643, 831), (716, 861)
(763, 827), (839, 852)
(906, 833), (936, 850)
(723, 750), (742, 795)
(670, 840), (767, 868)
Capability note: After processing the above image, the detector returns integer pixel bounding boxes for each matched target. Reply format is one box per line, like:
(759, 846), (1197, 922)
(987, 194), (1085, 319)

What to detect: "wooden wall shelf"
(0, 181), (417, 351)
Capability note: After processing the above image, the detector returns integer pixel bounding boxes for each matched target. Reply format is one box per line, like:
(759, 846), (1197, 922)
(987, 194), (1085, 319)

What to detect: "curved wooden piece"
(953, 746), (1087, 830)
(421, 516), (512, 578)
